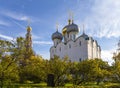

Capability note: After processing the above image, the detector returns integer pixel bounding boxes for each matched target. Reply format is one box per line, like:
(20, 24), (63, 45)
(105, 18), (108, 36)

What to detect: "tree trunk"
(96, 78), (100, 85)
(0, 72), (4, 88)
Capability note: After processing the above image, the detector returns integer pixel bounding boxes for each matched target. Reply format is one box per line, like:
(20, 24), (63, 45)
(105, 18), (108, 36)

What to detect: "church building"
(50, 18), (101, 62)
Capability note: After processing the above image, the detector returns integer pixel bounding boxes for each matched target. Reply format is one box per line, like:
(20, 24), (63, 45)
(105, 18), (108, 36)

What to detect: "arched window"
(67, 34), (69, 38)
(79, 58), (81, 62)
(73, 34), (75, 40)
(69, 44), (71, 48)
(79, 41), (81, 46)
(70, 35), (72, 39)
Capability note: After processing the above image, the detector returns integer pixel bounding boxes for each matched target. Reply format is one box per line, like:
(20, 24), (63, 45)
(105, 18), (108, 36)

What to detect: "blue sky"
(0, 0), (120, 64)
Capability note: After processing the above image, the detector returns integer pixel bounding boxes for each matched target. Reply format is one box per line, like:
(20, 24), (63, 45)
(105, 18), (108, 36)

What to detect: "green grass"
(104, 83), (120, 88)
(65, 82), (120, 88)
(2, 82), (120, 88)
(65, 83), (73, 87)
(2, 82), (47, 88)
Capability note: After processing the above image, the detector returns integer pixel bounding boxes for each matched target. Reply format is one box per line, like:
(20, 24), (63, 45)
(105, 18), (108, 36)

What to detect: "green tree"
(19, 55), (46, 83)
(113, 52), (120, 62)
(112, 52), (120, 82)
(68, 61), (79, 85)
(12, 37), (34, 66)
(0, 40), (19, 88)
(76, 59), (110, 85)
(112, 61), (120, 82)
(91, 59), (110, 85)
(77, 59), (93, 84)
(48, 56), (69, 86)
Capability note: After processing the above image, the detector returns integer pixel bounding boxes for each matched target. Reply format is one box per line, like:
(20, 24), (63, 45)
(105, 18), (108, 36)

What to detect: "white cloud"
(36, 51), (50, 59)
(0, 34), (13, 40)
(79, 0), (120, 65)
(17, 32), (42, 40)
(0, 20), (10, 26)
(33, 41), (52, 45)
(0, 10), (29, 21)
(0, 34), (52, 45)
(77, 0), (120, 38)
(20, 16), (29, 21)
(10, 19), (26, 29)
(32, 34), (42, 40)
(101, 49), (115, 65)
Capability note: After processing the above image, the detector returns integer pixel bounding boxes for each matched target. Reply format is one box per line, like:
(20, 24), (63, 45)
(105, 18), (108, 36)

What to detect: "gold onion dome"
(52, 30), (63, 40)
(27, 26), (32, 31)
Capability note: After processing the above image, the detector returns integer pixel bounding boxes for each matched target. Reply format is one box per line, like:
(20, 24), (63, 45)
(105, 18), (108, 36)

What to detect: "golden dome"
(27, 26), (32, 31)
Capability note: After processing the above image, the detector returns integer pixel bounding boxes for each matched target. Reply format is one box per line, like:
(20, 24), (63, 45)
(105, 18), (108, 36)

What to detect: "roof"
(62, 22), (79, 34)
(52, 30), (63, 40)
(80, 33), (89, 39)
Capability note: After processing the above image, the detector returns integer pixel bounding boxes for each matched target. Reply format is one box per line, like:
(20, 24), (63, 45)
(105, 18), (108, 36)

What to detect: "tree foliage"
(48, 56), (69, 86)
(74, 59), (110, 85)
(0, 40), (19, 88)
(0, 37), (117, 87)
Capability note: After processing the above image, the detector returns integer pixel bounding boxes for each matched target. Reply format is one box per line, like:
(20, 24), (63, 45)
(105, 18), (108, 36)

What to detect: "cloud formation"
(101, 49), (115, 65)
(0, 34), (13, 40)
(79, 0), (120, 38)
(10, 19), (26, 29)
(0, 33), (52, 45)
(0, 10), (29, 21)
(0, 20), (10, 26)
(33, 41), (52, 45)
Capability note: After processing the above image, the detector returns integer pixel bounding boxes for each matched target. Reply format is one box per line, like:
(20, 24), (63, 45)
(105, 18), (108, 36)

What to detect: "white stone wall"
(50, 37), (89, 61)
(53, 39), (62, 47)
(50, 35), (101, 61)
(98, 46), (101, 58)
(87, 37), (93, 59)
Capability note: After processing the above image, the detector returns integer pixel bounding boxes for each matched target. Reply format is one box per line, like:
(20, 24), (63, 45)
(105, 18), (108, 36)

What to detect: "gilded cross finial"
(56, 22), (59, 31)
(68, 10), (72, 24)
(26, 18), (32, 31)
(27, 18), (31, 26)
(68, 10), (74, 24)
(68, 10), (72, 20)
(71, 12), (74, 23)
(83, 24), (85, 34)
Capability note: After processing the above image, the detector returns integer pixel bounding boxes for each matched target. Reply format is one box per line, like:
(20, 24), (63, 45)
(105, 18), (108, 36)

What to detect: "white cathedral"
(50, 18), (101, 62)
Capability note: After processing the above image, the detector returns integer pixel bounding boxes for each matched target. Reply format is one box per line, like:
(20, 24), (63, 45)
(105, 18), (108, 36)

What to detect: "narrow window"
(79, 58), (81, 62)
(67, 34), (69, 38)
(73, 35), (75, 40)
(70, 35), (72, 39)
(79, 41), (81, 46)
(69, 44), (71, 48)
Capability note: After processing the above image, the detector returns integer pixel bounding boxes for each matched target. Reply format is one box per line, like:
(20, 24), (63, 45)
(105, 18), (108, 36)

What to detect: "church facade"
(50, 19), (101, 62)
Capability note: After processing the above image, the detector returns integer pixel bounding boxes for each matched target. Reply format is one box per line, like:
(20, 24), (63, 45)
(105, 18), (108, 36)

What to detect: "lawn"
(1, 82), (120, 88)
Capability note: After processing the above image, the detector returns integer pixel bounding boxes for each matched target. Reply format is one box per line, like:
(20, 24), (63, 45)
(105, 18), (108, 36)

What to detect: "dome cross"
(83, 24), (85, 34)
(56, 22), (59, 32)
(27, 18), (31, 26)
